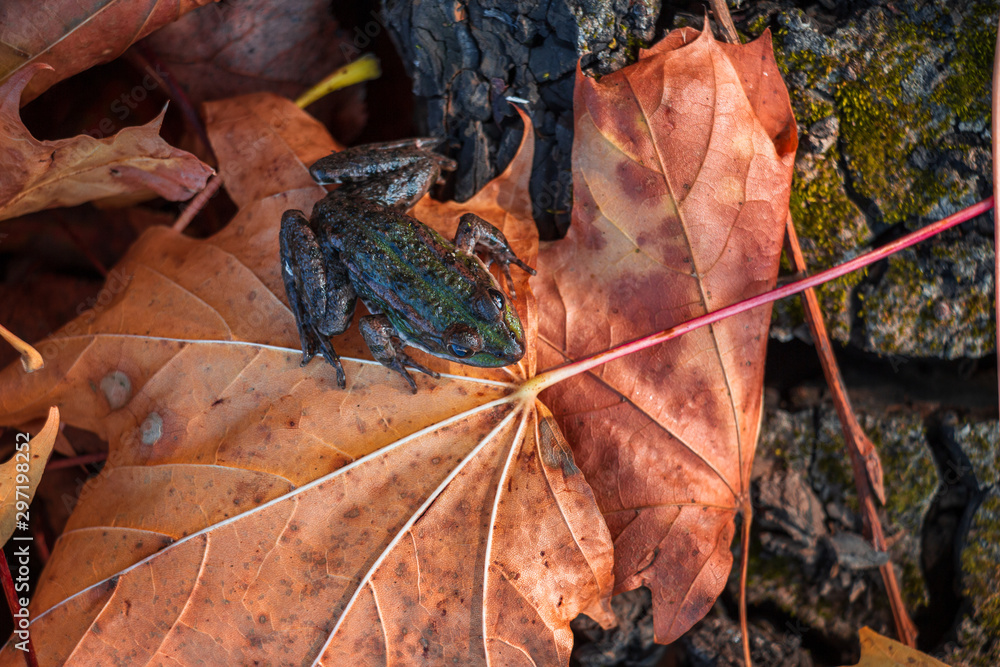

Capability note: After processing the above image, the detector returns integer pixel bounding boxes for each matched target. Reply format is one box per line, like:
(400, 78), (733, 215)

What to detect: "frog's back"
(311, 196), (459, 275)
(310, 195), (489, 333)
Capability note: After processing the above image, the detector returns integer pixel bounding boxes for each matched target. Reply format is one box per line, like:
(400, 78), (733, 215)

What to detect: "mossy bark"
(745, 1), (996, 359)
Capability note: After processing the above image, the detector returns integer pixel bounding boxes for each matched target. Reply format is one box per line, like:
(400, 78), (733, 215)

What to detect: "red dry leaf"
(0, 0), (214, 105)
(534, 27), (797, 643)
(0, 64), (213, 222)
(0, 94), (613, 664)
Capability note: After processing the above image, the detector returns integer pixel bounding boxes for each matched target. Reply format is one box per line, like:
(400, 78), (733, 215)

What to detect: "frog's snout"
(503, 332), (525, 363)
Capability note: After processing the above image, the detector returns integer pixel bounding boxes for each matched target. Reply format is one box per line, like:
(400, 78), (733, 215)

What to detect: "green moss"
(899, 558), (928, 610)
(861, 240), (996, 357)
(771, 20), (870, 340)
(774, 3), (989, 240)
(623, 31), (648, 57)
(963, 491), (1000, 636)
(932, 5), (996, 124)
(784, 49), (837, 89)
(746, 14), (770, 39)
(798, 96), (834, 129)
(835, 75), (945, 225)
(829, 11), (978, 226)
(810, 410), (935, 609)
(859, 252), (925, 352)
(812, 417), (858, 513)
(955, 417), (1000, 482)
(864, 413), (935, 609)
(952, 419), (1000, 636)
(758, 407), (933, 627)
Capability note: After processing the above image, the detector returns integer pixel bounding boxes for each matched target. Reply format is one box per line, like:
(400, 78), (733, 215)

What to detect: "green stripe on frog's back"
(316, 198), (493, 354)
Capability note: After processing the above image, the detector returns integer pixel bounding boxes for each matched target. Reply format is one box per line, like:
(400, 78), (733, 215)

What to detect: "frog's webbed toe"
(314, 338), (347, 388)
(359, 315), (440, 393)
(454, 212), (536, 297)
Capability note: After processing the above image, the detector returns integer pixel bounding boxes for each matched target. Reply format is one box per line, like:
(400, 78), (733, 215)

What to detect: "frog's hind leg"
(334, 160), (450, 211)
(358, 315), (440, 393)
(309, 140), (456, 210)
(310, 141), (456, 184)
(357, 137), (444, 151)
(280, 210), (357, 388)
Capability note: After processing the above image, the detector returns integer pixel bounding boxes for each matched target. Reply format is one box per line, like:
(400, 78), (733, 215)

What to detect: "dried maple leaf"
(0, 93), (613, 665)
(0, 407), (58, 545)
(0, 64), (213, 222)
(0, 0), (215, 105)
(534, 27), (798, 643)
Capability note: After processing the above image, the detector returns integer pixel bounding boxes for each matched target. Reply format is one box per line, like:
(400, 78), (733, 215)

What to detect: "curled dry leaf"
(534, 27), (797, 643)
(0, 94), (613, 664)
(0, 0), (215, 105)
(844, 627), (951, 667)
(0, 64), (213, 222)
(0, 407), (58, 545)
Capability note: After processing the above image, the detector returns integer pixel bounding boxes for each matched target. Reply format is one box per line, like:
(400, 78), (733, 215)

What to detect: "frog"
(280, 138), (536, 393)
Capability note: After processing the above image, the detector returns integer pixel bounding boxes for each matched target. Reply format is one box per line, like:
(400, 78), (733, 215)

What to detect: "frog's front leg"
(280, 210), (357, 388)
(455, 213), (537, 297)
(358, 315), (441, 393)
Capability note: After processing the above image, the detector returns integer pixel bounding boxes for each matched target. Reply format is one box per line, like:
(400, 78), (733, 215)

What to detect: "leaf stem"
(173, 174), (222, 233)
(295, 54), (381, 109)
(784, 213), (918, 646)
(0, 323), (43, 373)
(526, 197), (994, 395)
(991, 13), (1000, 417)
(709, 0), (740, 45)
(46, 452), (108, 471)
(739, 497), (753, 667)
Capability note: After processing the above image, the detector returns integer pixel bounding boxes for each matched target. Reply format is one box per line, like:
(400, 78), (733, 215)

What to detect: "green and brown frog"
(280, 138), (535, 392)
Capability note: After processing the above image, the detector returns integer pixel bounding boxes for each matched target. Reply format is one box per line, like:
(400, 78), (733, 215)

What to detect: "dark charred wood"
(380, 0), (661, 238)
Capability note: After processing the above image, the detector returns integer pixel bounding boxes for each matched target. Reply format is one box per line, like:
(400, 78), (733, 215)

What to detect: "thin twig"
(709, 0), (740, 44)
(784, 217), (885, 503)
(859, 474), (918, 647)
(173, 174), (223, 233)
(45, 452), (108, 471)
(784, 213), (918, 647)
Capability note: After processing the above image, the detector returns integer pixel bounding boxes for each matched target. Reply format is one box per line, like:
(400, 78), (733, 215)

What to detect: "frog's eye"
(488, 289), (505, 311)
(449, 343), (473, 358)
(472, 290), (504, 322)
(446, 327), (482, 359)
